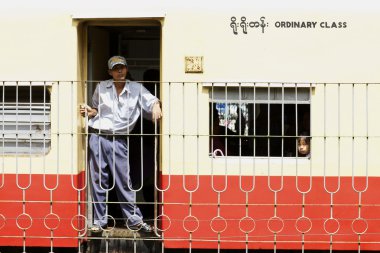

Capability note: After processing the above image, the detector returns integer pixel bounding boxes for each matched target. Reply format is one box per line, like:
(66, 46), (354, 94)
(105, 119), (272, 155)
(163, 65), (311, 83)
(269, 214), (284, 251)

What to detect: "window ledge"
(210, 155), (311, 164)
(203, 82), (316, 88)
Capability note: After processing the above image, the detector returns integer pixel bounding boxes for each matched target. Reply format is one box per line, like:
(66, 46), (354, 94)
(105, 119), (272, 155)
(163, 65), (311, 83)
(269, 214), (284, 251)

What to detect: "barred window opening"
(209, 86), (311, 157)
(0, 85), (51, 154)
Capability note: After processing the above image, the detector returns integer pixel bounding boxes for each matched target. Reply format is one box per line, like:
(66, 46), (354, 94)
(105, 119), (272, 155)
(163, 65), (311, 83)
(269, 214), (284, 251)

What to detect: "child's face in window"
(298, 137), (310, 156)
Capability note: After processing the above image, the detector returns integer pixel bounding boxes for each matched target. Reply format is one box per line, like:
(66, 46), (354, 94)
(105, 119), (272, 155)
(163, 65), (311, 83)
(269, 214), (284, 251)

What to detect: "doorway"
(86, 22), (161, 227)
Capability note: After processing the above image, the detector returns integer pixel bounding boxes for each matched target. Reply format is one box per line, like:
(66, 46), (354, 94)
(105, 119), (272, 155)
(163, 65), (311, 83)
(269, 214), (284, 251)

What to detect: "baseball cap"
(108, 56), (127, 69)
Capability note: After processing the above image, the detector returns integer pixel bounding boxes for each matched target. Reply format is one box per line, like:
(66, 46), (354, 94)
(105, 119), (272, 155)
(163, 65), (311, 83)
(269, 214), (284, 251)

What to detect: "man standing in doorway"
(80, 55), (162, 233)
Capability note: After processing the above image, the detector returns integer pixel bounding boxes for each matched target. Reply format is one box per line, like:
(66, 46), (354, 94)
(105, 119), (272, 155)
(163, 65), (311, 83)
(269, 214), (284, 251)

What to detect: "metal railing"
(0, 81), (379, 253)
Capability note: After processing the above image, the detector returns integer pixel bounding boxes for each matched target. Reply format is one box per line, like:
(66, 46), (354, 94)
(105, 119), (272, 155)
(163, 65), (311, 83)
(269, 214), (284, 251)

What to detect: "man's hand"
(80, 104), (98, 118)
(152, 102), (162, 121)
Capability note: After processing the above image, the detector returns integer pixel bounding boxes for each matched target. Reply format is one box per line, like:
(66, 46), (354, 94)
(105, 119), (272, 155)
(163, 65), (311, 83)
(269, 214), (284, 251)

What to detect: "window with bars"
(0, 85), (51, 154)
(209, 86), (311, 157)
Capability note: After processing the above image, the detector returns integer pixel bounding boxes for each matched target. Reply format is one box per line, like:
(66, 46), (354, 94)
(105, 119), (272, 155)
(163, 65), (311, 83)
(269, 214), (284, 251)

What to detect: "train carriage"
(1, 0), (380, 252)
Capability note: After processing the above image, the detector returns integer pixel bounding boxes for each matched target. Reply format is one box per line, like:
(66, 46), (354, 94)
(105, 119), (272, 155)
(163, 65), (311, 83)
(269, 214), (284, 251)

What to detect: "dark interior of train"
(87, 24), (161, 227)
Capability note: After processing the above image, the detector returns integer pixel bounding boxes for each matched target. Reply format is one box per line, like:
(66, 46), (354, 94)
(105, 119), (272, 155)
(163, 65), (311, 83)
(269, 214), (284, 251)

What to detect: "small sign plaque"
(185, 56), (203, 73)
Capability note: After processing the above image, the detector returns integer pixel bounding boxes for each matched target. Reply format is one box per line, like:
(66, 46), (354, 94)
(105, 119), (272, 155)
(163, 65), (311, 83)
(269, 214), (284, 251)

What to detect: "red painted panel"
(0, 173), (86, 247)
(161, 175), (380, 250)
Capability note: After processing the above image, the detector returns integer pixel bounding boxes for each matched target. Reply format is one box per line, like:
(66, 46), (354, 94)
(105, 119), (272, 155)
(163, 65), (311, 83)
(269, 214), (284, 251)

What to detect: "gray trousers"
(89, 134), (143, 227)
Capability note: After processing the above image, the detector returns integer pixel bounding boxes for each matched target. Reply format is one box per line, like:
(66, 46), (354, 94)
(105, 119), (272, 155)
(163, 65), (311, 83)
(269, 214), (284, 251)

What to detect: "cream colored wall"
(160, 7), (380, 177)
(161, 11), (380, 83)
(0, 13), (82, 175)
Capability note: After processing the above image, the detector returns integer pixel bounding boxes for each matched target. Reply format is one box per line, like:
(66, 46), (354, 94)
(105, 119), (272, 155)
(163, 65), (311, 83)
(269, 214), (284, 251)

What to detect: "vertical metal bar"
(182, 82), (186, 191)
(323, 83), (340, 195)
(16, 82), (32, 190)
(268, 84), (284, 193)
(155, 82), (170, 192)
(210, 83), (215, 156)
(153, 81), (158, 232)
(131, 84), (143, 192)
(44, 83), (58, 191)
(238, 82), (242, 178)
(84, 80), (93, 228)
(352, 83), (369, 193)
(211, 83), (227, 193)
(0, 81), (4, 189)
(281, 83), (284, 161)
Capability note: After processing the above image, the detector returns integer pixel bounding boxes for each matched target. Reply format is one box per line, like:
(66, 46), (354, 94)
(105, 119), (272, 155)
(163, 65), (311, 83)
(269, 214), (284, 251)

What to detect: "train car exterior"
(1, 0), (380, 252)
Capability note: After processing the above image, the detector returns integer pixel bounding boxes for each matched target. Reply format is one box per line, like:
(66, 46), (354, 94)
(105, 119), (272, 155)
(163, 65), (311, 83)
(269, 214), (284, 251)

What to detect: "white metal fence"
(0, 81), (379, 253)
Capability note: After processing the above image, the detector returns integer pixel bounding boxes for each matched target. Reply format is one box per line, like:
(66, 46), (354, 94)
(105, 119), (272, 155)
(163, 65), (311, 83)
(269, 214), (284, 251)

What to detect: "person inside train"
(297, 135), (311, 158)
(297, 109), (311, 158)
(80, 55), (162, 233)
(210, 104), (239, 157)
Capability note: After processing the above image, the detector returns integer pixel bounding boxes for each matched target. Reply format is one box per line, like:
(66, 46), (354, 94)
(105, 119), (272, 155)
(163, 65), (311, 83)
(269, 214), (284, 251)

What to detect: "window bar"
(73, 82), (83, 247)
(215, 83), (228, 253)
(295, 84), (312, 192)
(108, 81), (117, 226)
(155, 82), (170, 192)
(352, 83), (369, 251)
(182, 81), (189, 241)
(28, 82), (32, 188)
(53, 81), (60, 252)
(238, 82), (242, 179)
(211, 83), (215, 157)
(239, 84), (255, 193)
(195, 82), (200, 193)
(155, 80), (169, 241)
(295, 84), (313, 251)
(42, 82), (49, 249)
(352, 83), (369, 193)
(131, 84), (143, 192)
(125, 83), (133, 229)
(325, 83), (339, 251)
(152, 81), (157, 233)
(295, 83), (299, 158)
(57, 81), (60, 179)
(337, 83), (342, 193)
(195, 81), (201, 191)
(209, 82), (216, 246)
(294, 83), (313, 192)
(309, 82), (312, 146)
(211, 83), (227, 193)
(71, 81), (82, 250)
(183, 82), (200, 193)
(213, 83), (227, 192)
(1, 81), (4, 189)
(44, 82), (58, 192)
(110, 81), (117, 191)
(323, 83), (341, 193)
(268, 84), (284, 193)
(253, 83), (257, 187)
(224, 81), (228, 168)
(43, 81), (47, 193)
(95, 80), (102, 232)
(49, 81), (60, 189)
(156, 81), (169, 238)
(281, 83), (284, 164)
(16, 82), (31, 191)
(193, 87), (202, 248)
(182, 82), (186, 191)
(96, 80), (111, 231)
(14, 82), (22, 253)
(84, 80), (92, 228)
(267, 83), (270, 160)
(267, 83), (271, 189)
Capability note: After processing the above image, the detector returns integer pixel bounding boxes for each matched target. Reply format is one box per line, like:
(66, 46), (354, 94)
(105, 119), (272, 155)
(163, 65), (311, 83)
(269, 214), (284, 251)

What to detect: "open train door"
(85, 20), (162, 231)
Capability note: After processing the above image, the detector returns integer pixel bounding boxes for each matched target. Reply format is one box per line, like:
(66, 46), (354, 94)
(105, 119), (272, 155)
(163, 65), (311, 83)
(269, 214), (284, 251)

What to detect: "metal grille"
(0, 81), (379, 253)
